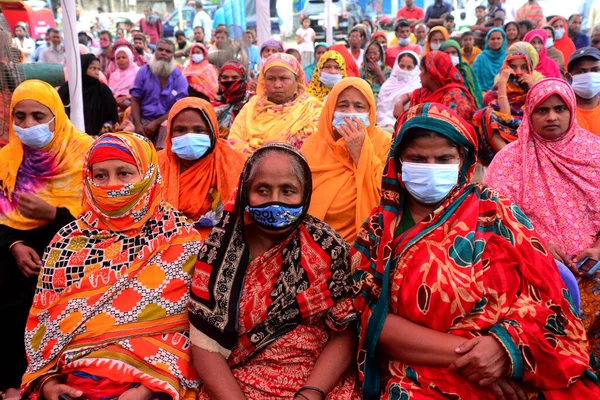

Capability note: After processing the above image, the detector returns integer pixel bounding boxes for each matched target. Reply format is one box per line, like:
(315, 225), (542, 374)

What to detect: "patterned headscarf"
(523, 30), (562, 78)
(216, 60), (248, 104)
(306, 50), (347, 101)
(257, 52), (307, 107)
(260, 39), (283, 55)
(424, 26), (449, 54)
(440, 39), (483, 109)
(184, 43), (219, 100)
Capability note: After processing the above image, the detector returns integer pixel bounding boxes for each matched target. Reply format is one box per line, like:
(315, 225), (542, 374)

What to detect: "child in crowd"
(461, 31), (481, 66)
(296, 17), (316, 67)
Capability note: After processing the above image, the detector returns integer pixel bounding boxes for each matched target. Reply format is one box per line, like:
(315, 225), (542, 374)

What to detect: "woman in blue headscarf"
(472, 27), (508, 91)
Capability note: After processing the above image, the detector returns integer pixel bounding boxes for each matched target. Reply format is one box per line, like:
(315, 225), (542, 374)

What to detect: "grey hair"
(415, 23), (429, 33)
(246, 147), (307, 189)
(591, 24), (600, 38)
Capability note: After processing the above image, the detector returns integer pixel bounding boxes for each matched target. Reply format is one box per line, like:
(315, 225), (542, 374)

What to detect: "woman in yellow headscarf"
(301, 77), (391, 243)
(228, 53), (322, 156)
(0, 80), (93, 395)
(306, 50), (347, 102)
(424, 26), (449, 54)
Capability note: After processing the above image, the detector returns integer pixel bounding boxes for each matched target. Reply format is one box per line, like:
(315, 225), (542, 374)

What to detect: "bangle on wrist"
(294, 393), (310, 400)
(295, 386), (326, 399)
(38, 373), (64, 393)
(9, 240), (25, 252)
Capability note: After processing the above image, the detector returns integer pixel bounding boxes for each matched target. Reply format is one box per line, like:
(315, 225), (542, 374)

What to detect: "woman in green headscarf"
(440, 39), (483, 109)
(303, 42), (329, 83)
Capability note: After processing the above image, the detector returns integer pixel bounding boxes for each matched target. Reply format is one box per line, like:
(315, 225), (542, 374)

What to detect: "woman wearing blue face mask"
(360, 41), (391, 101)
(0, 80), (93, 396)
(158, 97), (244, 238)
(188, 143), (359, 399)
(306, 50), (347, 102)
(302, 77), (392, 243)
(353, 102), (600, 400)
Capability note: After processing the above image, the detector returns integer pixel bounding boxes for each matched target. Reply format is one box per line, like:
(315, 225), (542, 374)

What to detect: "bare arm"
(378, 313), (467, 367)
(191, 346), (245, 400)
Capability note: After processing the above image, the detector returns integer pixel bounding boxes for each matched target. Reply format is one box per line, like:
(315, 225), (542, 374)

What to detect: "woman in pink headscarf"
(108, 46), (140, 111)
(524, 29), (562, 79)
(484, 78), (600, 369)
(106, 38), (146, 79)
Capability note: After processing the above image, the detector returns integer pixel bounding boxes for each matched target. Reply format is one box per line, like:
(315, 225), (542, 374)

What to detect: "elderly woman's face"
(92, 160), (142, 187)
(12, 100), (55, 131)
(531, 94), (571, 140)
(264, 66), (298, 105)
(248, 153), (303, 208)
(334, 87), (370, 113)
(321, 58), (343, 75)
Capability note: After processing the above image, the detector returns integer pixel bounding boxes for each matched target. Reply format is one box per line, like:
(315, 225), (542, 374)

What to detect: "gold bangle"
(37, 373), (64, 393)
(8, 240), (25, 252)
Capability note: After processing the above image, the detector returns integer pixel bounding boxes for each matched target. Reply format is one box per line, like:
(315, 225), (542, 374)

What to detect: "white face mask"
(571, 72), (600, 99)
(319, 72), (343, 88)
(430, 42), (441, 51)
(13, 118), (55, 149)
(395, 68), (417, 82)
(450, 55), (460, 66)
(545, 38), (554, 48)
(398, 37), (411, 46)
(191, 53), (204, 63)
(554, 28), (565, 40)
(401, 162), (460, 204)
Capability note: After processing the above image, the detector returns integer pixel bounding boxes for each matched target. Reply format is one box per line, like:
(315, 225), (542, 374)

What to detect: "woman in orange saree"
(21, 133), (201, 400)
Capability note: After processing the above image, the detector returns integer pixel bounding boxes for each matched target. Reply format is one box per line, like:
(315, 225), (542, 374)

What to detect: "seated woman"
(211, 60), (252, 138)
(360, 41), (391, 102)
(440, 39), (483, 109)
(159, 97), (245, 237)
(424, 26), (449, 54)
(484, 78), (600, 370)
(409, 51), (476, 122)
(303, 42), (329, 83)
(472, 28), (508, 91)
(189, 143), (358, 399)
(302, 78), (391, 243)
(108, 46), (139, 113)
(473, 42), (543, 166)
(0, 80), (92, 399)
(106, 38), (146, 79)
(353, 102), (600, 399)
(59, 54), (119, 137)
(21, 132), (202, 400)
(307, 50), (347, 102)
(543, 26), (566, 76)
(524, 29), (562, 79)
(229, 53), (322, 155)
(549, 16), (576, 66)
(184, 43), (219, 102)
(377, 51), (421, 128)
(504, 21), (520, 49)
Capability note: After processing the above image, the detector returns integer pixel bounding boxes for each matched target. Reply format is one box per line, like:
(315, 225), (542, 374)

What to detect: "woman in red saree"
(21, 133), (201, 400)
(188, 143), (358, 399)
(409, 51), (476, 122)
(353, 102), (600, 399)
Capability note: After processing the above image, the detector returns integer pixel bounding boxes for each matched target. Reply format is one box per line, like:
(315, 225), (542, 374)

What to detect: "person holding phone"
(485, 78), (600, 371)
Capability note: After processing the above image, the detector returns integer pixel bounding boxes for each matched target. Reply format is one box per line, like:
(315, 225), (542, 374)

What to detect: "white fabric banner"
(61, 0), (84, 131)
(256, 0), (271, 49)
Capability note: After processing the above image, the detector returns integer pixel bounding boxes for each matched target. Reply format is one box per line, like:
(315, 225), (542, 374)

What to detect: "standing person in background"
(461, 31), (481, 66)
(296, 17), (316, 67)
(347, 26), (366, 70)
(12, 23), (34, 60)
(30, 27), (51, 63)
(243, 29), (259, 72)
(424, 0), (452, 28)
(96, 7), (110, 31)
(193, 1), (213, 41)
(385, 19), (422, 67)
(567, 47), (600, 136)
(549, 16), (577, 64)
(41, 28), (65, 64)
(395, 0), (424, 31)
(569, 14), (590, 49)
(515, 0), (544, 29)
(94, 30), (113, 76)
(139, 3), (163, 45)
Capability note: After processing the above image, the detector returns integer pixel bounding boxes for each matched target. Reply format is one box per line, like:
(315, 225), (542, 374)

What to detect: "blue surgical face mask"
(545, 38), (554, 48)
(171, 133), (211, 160)
(246, 201), (303, 231)
(401, 162), (460, 204)
(554, 28), (565, 40)
(332, 111), (370, 130)
(319, 72), (343, 88)
(398, 37), (410, 46)
(13, 117), (55, 149)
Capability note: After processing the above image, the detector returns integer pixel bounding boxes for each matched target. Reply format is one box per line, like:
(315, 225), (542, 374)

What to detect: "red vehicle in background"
(0, 0), (55, 39)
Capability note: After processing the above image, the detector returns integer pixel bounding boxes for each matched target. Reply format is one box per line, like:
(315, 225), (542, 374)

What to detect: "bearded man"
(130, 39), (188, 149)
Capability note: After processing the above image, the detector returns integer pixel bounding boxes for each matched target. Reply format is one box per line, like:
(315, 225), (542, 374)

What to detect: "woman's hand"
(368, 60), (386, 83)
(448, 336), (510, 386)
(490, 378), (527, 400)
(547, 243), (579, 275)
(518, 74), (536, 89)
(571, 247), (600, 276)
(338, 118), (366, 166)
(118, 385), (154, 400)
(498, 68), (513, 84)
(41, 377), (83, 400)
(17, 193), (56, 221)
(10, 242), (41, 278)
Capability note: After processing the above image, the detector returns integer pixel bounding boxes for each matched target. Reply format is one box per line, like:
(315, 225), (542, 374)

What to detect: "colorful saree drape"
(306, 50), (347, 102)
(484, 79), (600, 366)
(523, 30), (562, 79)
(211, 60), (251, 138)
(158, 97), (245, 237)
(301, 77), (391, 244)
(183, 43), (219, 101)
(409, 51), (476, 122)
(188, 143), (357, 399)
(0, 80), (93, 230)
(21, 133), (202, 400)
(228, 53), (322, 155)
(439, 39), (483, 109)
(548, 16), (577, 67)
(353, 102), (600, 399)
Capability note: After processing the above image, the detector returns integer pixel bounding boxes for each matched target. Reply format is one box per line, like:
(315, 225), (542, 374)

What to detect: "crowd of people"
(2, 0), (600, 399)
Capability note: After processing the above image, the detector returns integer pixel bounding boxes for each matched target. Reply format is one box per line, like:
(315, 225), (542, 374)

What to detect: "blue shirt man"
(424, 0), (453, 27)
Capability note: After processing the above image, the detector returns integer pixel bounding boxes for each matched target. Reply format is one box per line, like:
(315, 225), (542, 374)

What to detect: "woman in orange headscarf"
(0, 80), (93, 394)
(424, 26), (449, 54)
(301, 77), (391, 243)
(159, 97), (244, 237)
(548, 16), (576, 67)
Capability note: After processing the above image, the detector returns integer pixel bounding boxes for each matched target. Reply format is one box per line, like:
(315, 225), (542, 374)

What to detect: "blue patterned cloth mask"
(246, 202), (303, 230)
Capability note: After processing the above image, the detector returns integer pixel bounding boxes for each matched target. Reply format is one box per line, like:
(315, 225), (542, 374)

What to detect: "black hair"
(195, 1), (203, 9)
(518, 20), (534, 30)
(394, 18), (410, 32)
(156, 38), (175, 51)
(175, 30), (186, 38)
(195, 26), (205, 34)
(397, 129), (460, 162)
(302, 16), (311, 23)
(350, 26), (366, 39)
(475, 5), (486, 11)
(47, 27), (58, 35)
(461, 31), (473, 39)
(445, 14), (455, 21)
(503, 21), (519, 33)
(286, 48), (301, 58)
(99, 30), (112, 41)
(398, 52), (418, 66)
(568, 13), (583, 22)
(215, 27), (230, 37)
